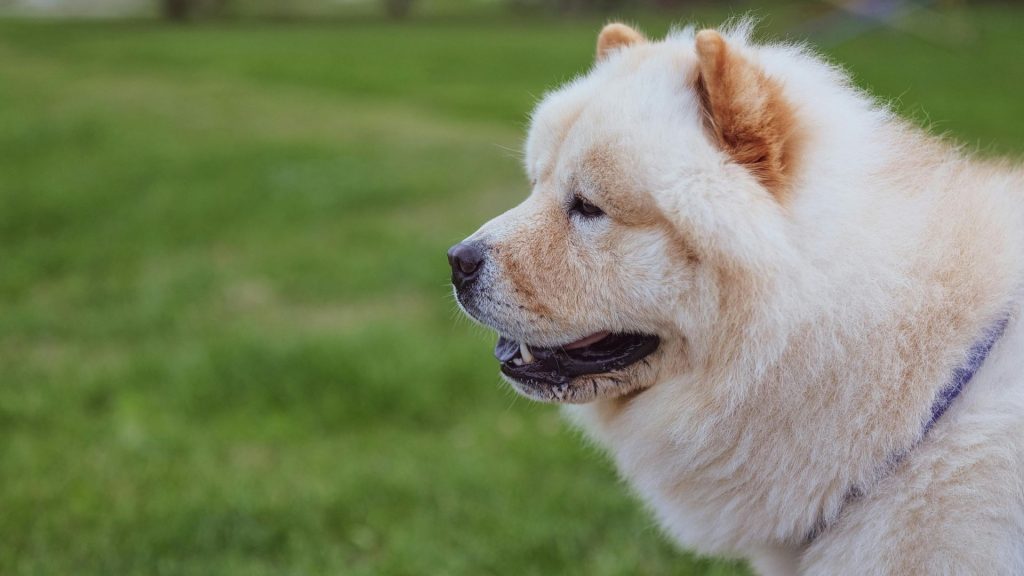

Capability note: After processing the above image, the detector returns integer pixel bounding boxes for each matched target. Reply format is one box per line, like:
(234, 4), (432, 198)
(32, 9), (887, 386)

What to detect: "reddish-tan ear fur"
(694, 29), (799, 199)
(597, 23), (646, 61)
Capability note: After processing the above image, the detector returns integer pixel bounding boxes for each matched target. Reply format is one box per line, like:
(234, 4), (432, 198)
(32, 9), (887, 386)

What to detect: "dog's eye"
(570, 196), (604, 219)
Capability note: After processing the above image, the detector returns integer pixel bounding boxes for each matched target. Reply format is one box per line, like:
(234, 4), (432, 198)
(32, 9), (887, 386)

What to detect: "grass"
(0, 5), (1022, 575)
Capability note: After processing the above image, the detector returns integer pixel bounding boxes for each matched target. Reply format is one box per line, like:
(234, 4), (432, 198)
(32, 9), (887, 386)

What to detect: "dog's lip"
(493, 332), (660, 387)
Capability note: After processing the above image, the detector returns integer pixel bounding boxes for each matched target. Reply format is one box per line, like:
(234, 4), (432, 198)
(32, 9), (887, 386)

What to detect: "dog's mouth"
(494, 331), (660, 400)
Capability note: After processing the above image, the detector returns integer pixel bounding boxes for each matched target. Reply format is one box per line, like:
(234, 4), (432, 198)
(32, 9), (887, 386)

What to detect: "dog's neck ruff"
(807, 314), (1010, 544)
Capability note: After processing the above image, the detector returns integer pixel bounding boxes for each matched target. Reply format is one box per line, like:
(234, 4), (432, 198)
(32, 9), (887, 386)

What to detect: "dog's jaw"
(500, 350), (661, 404)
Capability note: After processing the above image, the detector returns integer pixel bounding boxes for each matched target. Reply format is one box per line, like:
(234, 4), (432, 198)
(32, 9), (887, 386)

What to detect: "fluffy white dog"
(448, 22), (1024, 575)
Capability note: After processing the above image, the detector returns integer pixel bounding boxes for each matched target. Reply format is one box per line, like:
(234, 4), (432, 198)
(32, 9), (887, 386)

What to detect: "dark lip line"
(495, 332), (660, 388)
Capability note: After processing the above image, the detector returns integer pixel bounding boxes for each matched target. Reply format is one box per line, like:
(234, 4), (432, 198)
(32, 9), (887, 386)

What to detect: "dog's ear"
(596, 23), (646, 61)
(694, 29), (799, 199)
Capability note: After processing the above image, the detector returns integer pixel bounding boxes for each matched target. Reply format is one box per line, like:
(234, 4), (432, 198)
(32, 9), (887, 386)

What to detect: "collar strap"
(923, 316), (1008, 433)
(806, 314), (1010, 544)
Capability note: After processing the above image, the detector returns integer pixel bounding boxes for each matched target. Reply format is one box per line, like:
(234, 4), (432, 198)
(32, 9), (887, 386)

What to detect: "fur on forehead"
(522, 19), (875, 263)
(526, 37), (698, 190)
(523, 23), (787, 244)
(523, 21), (783, 187)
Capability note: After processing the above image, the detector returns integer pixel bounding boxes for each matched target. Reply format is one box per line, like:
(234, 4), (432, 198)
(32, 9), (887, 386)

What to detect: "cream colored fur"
(456, 22), (1024, 575)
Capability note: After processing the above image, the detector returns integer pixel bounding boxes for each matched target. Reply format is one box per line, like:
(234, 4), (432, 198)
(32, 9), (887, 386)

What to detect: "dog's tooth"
(512, 357), (524, 366)
(520, 343), (535, 364)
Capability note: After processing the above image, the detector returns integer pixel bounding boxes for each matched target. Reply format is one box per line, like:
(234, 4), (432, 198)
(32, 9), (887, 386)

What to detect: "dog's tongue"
(494, 331), (611, 362)
(564, 331), (611, 350)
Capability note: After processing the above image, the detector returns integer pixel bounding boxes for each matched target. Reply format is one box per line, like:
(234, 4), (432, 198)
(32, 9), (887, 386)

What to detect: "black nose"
(447, 241), (485, 290)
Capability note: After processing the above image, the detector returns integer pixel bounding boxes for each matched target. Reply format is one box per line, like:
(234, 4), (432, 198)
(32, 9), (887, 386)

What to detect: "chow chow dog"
(448, 21), (1024, 575)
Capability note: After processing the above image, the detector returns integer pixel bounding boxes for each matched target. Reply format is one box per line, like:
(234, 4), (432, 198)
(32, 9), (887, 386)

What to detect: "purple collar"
(806, 315), (1010, 544)
(923, 316), (1008, 433)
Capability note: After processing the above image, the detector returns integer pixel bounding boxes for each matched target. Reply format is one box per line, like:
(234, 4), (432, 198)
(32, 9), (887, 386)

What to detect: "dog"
(448, 21), (1024, 575)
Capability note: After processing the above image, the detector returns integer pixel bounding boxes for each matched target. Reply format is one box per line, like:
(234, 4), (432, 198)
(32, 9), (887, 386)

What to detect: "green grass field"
(1, 6), (1022, 575)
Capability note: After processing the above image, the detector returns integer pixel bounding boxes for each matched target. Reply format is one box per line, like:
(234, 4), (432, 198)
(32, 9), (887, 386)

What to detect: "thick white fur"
(465, 23), (1024, 574)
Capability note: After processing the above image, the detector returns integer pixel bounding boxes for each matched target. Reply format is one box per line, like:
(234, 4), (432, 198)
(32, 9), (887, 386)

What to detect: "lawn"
(0, 5), (1022, 575)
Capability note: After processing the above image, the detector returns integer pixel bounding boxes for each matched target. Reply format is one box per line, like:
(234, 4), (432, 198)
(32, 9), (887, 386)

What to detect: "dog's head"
(450, 24), (804, 403)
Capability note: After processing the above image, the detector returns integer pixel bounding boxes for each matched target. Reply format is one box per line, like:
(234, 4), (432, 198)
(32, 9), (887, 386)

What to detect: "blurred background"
(0, 0), (1021, 574)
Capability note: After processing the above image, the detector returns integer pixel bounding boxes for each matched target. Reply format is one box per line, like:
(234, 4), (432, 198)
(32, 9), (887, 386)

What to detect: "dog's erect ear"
(596, 23), (646, 61)
(694, 29), (799, 199)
